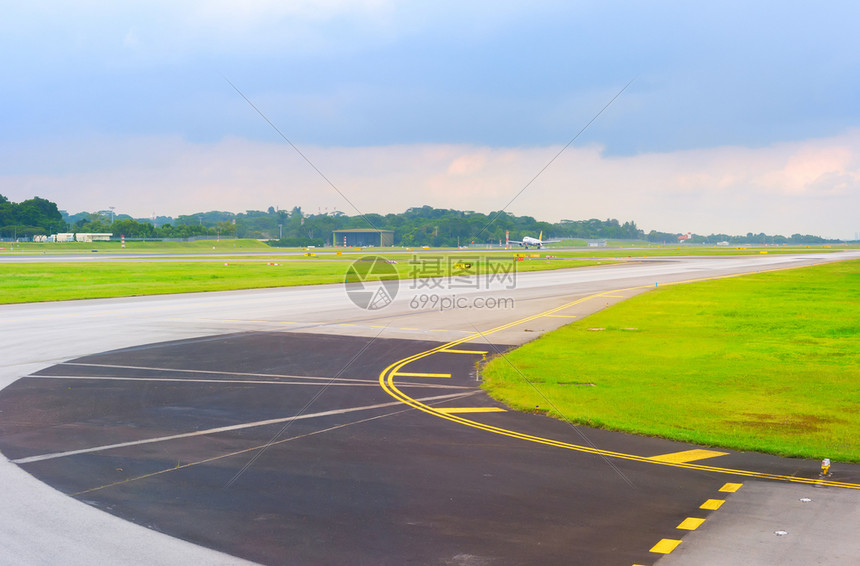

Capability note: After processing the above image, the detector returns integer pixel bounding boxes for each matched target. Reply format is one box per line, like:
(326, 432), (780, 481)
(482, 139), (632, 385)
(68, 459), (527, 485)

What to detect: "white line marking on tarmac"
(60, 362), (378, 385)
(71, 406), (408, 496)
(12, 391), (478, 465)
(30, 374), (472, 390)
(31, 375), (380, 387)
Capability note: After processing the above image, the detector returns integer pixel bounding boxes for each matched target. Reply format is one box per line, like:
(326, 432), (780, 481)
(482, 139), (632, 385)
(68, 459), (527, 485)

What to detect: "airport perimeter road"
(0, 252), (857, 565)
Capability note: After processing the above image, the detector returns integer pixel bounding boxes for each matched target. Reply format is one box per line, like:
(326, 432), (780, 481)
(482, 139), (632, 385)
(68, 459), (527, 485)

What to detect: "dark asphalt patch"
(0, 331), (856, 565)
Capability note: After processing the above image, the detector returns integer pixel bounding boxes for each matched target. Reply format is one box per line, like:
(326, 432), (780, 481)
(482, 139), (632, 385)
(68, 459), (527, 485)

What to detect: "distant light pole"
(279, 224), (283, 239)
(109, 206), (116, 223)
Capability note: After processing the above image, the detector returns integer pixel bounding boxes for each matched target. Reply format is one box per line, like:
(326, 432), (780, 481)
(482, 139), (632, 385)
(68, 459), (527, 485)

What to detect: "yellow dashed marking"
(700, 499), (724, 510)
(392, 372), (452, 379)
(677, 517), (706, 530)
(649, 539), (681, 554)
(719, 482), (743, 493)
(648, 449), (729, 463)
(436, 407), (507, 414)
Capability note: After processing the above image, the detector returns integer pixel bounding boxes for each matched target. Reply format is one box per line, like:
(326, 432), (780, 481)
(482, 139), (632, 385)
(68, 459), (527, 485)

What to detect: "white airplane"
(506, 231), (561, 249)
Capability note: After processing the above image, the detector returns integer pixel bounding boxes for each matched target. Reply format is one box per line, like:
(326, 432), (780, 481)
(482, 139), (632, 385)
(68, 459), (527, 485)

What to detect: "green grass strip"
(0, 257), (611, 304)
(482, 260), (860, 462)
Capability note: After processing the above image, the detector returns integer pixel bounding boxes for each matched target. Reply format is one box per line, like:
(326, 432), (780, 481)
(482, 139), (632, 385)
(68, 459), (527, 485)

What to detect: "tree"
(0, 195), (67, 236)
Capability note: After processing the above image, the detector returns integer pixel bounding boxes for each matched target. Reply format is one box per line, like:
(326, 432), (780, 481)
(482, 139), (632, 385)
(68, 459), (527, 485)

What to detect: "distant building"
(75, 233), (112, 242)
(333, 229), (394, 247)
(52, 233), (112, 243)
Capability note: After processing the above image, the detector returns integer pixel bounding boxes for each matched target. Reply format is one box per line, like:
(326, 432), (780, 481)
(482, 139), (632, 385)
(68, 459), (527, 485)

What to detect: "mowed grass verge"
(481, 259), (860, 462)
(0, 257), (610, 304)
(0, 262), (350, 303)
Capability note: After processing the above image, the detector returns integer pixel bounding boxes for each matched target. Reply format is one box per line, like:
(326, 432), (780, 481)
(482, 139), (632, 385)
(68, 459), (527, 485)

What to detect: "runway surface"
(1, 252), (858, 564)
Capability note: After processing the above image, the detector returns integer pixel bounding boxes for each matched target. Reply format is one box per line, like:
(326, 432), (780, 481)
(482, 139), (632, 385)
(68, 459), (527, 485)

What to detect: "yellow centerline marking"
(376, 280), (860, 490)
(677, 517), (706, 530)
(392, 372), (452, 379)
(441, 349), (488, 355)
(436, 407), (507, 414)
(650, 539), (682, 554)
(700, 499), (724, 510)
(649, 449), (729, 463)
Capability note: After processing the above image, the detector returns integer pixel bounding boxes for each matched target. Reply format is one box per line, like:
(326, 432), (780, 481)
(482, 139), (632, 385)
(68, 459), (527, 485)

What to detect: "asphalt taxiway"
(1, 252), (858, 564)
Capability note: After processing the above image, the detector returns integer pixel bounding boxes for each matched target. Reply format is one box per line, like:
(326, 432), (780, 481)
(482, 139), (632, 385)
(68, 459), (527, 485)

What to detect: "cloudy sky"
(2, 1), (859, 238)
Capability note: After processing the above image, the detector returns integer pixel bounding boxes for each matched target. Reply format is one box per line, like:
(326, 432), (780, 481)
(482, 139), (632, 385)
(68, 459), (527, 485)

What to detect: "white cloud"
(2, 130), (859, 239)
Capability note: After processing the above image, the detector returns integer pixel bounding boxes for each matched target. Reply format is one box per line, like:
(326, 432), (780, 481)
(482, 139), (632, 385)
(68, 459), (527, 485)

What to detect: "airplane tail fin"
(539, 231), (543, 242)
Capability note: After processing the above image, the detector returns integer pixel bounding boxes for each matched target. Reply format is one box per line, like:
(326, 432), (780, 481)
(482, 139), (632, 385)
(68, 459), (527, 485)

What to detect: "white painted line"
(61, 362), (375, 385)
(30, 374), (472, 390)
(12, 391), (477, 464)
(31, 375), (381, 387)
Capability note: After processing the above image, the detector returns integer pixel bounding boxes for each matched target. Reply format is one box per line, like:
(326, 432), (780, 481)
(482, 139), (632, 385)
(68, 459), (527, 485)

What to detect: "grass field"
(0, 240), (848, 304)
(1, 238), (847, 257)
(481, 259), (860, 462)
(0, 256), (611, 304)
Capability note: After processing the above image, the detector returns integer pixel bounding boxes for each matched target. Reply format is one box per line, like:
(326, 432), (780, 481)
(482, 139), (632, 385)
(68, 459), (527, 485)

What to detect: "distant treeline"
(69, 205), (649, 246)
(0, 194), (66, 237)
(0, 194), (844, 245)
(59, 204), (847, 246)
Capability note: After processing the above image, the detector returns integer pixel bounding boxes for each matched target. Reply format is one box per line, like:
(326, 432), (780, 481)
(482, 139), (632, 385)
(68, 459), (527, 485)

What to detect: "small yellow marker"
(649, 539), (681, 554)
(677, 517), (706, 530)
(719, 482), (743, 493)
(700, 499), (724, 510)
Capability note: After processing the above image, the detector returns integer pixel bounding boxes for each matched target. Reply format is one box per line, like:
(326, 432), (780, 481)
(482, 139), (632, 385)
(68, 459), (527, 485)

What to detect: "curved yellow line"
(378, 281), (860, 490)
